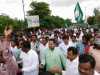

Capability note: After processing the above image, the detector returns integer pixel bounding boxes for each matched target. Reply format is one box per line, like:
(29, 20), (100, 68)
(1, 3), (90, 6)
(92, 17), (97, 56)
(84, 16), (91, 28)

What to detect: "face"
(31, 35), (37, 42)
(72, 36), (76, 42)
(19, 40), (23, 48)
(21, 48), (28, 53)
(79, 62), (94, 75)
(41, 38), (47, 45)
(82, 37), (87, 44)
(67, 51), (76, 61)
(48, 41), (55, 49)
(64, 38), (69, 44)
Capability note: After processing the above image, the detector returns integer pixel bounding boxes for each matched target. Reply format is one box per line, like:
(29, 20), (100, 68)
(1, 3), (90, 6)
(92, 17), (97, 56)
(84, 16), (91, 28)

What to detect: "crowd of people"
(0, 26), (100, 75)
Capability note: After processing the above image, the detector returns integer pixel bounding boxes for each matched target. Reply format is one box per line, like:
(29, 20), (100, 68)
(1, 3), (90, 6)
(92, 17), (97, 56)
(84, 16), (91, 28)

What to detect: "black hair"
(68, 47), (78, 55)
(82, 33), (93, 41)
(48, 38), (56, 44)
(22, 41), (31, 49)
(62, 34), (69, 40)
(93, 43), (100, 49)
(79, 54), (96, 69)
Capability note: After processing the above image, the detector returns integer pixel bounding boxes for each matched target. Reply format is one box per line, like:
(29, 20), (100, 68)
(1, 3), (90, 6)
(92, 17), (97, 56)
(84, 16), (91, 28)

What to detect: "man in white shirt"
(62, 47), (79, 75)
(18, 41), (39, 75)
(30, 33), (40, 53)
(59, 35), (70, 55)
(39, 36), (48, 63)
(69, 35), (77, 48)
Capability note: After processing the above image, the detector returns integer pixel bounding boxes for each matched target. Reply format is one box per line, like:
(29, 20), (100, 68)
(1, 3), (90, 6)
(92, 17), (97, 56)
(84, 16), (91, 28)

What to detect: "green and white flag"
(74, 2), (83, 23)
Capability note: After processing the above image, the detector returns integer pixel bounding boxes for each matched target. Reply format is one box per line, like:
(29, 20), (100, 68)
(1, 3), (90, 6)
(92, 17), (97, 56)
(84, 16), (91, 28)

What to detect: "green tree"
(94, 8), (100, 16)
(64, 19), (72, 27)
(0, 15), (25, 34)
(93, 8), (100, 27)
(0, 15), (13, 33)
(94, 15), (100, 27)
(12, 19), (26, 31)
(40, 16), (65, 28)
(28, 2), (51, 18)
(49, 16), (65, 28)
(87, 16), (95, 25)
(27, 1), (72, 28)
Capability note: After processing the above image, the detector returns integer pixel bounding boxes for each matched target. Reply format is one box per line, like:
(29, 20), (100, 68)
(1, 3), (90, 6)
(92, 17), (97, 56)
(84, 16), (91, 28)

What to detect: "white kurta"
(59, 42), (71, 55)
(62, 56), (79, 75)
(20, 49), (39, 75)
(94, 71), (100, 75)
(77, 71), (100, 75)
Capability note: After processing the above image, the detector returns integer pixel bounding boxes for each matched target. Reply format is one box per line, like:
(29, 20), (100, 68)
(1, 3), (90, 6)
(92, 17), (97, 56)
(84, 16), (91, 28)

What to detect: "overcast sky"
(0, 0), (100, 21)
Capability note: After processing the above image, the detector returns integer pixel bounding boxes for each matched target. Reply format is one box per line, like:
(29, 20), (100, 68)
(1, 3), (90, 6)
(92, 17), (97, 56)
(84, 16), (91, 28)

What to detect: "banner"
(27, 15), (40, 28)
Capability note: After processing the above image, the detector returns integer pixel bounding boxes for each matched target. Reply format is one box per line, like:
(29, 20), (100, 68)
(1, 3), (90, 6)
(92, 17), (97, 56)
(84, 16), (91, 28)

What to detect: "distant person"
(76, 34), (93, 54)
(59, 35), (70, 55)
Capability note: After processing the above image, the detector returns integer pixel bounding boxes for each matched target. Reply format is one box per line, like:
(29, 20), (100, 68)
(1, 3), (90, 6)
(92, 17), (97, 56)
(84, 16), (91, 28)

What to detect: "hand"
(4, 26), (12, 37)
(39, 64), (44, 69)
(48, 66), (62, 74)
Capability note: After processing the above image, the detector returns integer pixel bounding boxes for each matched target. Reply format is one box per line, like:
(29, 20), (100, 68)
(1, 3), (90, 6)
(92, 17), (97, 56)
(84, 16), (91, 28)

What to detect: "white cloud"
(37, 0), (93, 7)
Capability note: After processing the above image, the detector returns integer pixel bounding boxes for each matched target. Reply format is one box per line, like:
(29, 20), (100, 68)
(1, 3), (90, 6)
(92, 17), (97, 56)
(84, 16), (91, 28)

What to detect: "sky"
(0, 0), (100, 22)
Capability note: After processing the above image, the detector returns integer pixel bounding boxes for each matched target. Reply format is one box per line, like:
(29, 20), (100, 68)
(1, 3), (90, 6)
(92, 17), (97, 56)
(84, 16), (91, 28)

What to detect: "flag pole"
(22, 0), (25, 20)
(85, 6), (87, 23)
(22, 0), (27, 29)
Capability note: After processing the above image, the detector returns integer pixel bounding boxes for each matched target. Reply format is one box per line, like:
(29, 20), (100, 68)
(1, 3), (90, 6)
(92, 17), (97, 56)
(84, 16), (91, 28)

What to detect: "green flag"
(74, 2), (83, 23)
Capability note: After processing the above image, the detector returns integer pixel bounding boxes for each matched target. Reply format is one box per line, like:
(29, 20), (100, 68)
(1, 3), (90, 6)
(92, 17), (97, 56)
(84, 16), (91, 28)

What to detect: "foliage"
(27, 1), (73, 28)
(94, 15), (100, 25)
(87, 16), (95, 25)
(40, 16), (65, 28)
(94, 8), (100, 16)
(0, 15), (25, 34)
(28, 1), (51, 18)
(64, 19), (72, 27)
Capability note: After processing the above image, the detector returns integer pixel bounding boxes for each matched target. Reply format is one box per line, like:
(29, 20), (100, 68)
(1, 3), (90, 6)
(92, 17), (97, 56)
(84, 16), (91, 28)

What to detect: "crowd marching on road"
(0, 26), (100, 75)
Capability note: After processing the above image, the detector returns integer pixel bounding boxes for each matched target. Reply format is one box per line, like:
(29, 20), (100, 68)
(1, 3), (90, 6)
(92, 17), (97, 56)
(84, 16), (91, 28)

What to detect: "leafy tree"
(28, 2), (51, 18)
(87, 16), (100, 27)
(94, 8), (100, 16)
(94, 15), (100, 27)
(93, 8), (100, 27)
(27, 1), (66, 28)
(0, 15), (25, 34)
(64, 19), (72, 27)
(87, 16), (95, 25)
(40, 16), (65, 28)
(0, 15), (13, 33)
